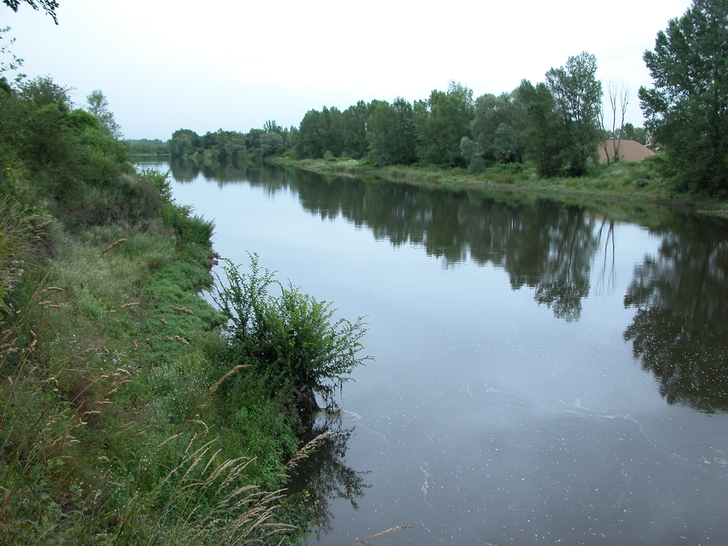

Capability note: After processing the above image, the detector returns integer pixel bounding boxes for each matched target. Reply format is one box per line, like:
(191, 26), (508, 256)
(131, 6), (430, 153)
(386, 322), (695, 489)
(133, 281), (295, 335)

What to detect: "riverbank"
(270, 157), (728, 218)
(1, 143), (328, 542)
(0, 180), (321, 542)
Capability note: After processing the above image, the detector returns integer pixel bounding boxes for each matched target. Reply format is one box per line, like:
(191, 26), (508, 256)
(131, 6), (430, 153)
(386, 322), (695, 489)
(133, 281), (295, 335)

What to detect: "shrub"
(212, 254), (369, 414)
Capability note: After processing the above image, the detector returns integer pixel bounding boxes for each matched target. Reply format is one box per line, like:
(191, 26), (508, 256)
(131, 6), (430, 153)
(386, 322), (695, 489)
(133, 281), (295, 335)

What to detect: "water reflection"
(159, 159), (728, 543)
(624, 214), (728, 413)
(169, 159), (615, 322)
(287, 416), (369, 539)
(164, 159), (728, 413)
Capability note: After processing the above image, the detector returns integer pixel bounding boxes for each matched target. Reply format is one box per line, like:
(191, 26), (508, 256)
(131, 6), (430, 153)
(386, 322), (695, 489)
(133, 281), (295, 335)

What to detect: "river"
(141, 159), (728, 545)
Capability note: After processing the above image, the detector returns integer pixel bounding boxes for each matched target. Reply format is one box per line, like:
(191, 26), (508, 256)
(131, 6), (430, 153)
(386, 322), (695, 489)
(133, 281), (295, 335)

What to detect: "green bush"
(212, 254), (369, 414)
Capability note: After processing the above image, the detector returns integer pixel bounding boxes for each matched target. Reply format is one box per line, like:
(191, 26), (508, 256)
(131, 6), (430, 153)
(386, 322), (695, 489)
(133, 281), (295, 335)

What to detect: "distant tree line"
(161, 0), (725, 195)
(292, 52), (655, 178)
(292, 52), (612, 178)
(160, 51), (655, 182)
(166, 121), (297, 163)
(163, 52), (627, 178)
(126, 138), (169, 155)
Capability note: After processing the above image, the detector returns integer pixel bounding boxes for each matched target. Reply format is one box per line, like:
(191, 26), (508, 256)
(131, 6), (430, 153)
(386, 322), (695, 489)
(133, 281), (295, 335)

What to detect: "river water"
(142, 159), (728, 545)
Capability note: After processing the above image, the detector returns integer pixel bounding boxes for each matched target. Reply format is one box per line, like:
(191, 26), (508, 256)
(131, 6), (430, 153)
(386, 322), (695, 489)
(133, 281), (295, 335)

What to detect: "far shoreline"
(268, 157), (728, 219)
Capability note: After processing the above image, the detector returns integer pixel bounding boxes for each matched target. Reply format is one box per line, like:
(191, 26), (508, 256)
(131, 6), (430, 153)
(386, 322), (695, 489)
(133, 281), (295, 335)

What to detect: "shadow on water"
(286, 414), (370, 541)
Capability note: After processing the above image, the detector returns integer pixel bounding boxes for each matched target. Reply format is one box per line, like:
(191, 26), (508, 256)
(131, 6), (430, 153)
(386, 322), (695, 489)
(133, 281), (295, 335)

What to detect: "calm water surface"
(142, 160), (728, 545)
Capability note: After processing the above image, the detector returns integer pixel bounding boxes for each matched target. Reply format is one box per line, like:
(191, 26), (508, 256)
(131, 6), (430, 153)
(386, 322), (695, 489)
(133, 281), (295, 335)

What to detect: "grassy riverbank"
(0, 80), (370, 544)
(270, 156), (728, 218)
(0, 185), (319, 543)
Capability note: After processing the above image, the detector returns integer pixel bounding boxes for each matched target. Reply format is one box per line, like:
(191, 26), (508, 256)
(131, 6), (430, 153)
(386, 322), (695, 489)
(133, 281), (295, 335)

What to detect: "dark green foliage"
(213, 255), (369, 414)
(366, 98), (418, 166)
(161, 202), (215, 248)
(2, 0), (58, 23)
(639, 0), (728, 195)
(416, 81), (474, 167)
(462, 92), (524, 167)
(622, 122), (648, 145)
(516, 80), (564, 177)
(18, 75), (70, 109)
(515, 53), (603, 177)
(169, 123), (295, 164)
(0, 76), (167, 227)
(170, 128), (201, 157)
(545, 52), (603, 176)
(126, 138), (170, 155)
(294, 107), (344, 159)
(341, 101), (370, 159)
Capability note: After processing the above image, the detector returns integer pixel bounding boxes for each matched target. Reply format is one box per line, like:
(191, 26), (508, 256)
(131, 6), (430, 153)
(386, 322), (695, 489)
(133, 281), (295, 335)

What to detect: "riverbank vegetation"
(161, 0), (728, 203)
(126, 138), (169, 156)
(0, 52), (368, 546)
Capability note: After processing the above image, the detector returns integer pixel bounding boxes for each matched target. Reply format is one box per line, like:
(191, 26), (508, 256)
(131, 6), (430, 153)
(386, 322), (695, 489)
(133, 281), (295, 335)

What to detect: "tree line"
(164, 0), (728, 196)
(166, 121), (298, 163)
(167, 52), (614, 178)
(272, 51), (609, 178)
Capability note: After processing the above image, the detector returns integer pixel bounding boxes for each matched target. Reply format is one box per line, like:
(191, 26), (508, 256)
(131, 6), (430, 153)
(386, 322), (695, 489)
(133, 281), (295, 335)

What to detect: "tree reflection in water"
(166, 158), (728, 412)
(168, 158), (620, 323)
(624, 216), (728, 413)
(286, 414), (370, 539)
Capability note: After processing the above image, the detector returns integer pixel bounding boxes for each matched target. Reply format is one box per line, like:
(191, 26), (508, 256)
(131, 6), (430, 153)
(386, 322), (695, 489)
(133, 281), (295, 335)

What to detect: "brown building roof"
(598, 140), (655, 163)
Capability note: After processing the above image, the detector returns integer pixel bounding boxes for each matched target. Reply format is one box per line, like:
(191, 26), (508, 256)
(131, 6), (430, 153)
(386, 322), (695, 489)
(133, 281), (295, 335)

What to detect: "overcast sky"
(4, 0), (692, 139)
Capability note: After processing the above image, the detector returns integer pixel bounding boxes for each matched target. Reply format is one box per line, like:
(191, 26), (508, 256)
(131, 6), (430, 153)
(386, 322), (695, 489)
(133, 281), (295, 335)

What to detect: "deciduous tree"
(515, 80), (563, 177)
(416, 81), (474, 167)
(367, 98), (417, 167)
(545, 52), (603, 176)
(462, 91), (523, 169)
(639, 0), (728, 194)
(86, 89), (122, 139)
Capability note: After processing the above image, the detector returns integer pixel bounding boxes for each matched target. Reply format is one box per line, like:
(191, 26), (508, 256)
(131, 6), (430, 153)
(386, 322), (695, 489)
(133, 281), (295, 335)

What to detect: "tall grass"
(0, 199), (321, 544)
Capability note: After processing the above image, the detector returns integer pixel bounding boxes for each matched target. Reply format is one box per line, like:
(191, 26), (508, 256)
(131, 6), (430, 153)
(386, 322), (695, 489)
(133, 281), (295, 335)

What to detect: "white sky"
(4, 0), (692, 139)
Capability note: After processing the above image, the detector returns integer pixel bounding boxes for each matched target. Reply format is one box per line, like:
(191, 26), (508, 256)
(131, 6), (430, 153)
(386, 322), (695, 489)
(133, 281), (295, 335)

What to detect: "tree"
(462, 91), (523, 169)
(639, 0), (728, 195)
(262, 119), (281, 134)
(417, 81), (474, 166)
(366, 98), (417, 166)
(3, 0), (59, 24)
(86, 89), (122, 139)
(545, 52), (603, 176)
(515, 80), (563, 177)
(169, 128), (200, 157)
(600, 80), (630, 164)
(294, 107), (344, 159)
(622, 122), (648, 145)
(19, 75), (70, 109)
(259, 131), (283, 157)
(341, 100), (370, 159)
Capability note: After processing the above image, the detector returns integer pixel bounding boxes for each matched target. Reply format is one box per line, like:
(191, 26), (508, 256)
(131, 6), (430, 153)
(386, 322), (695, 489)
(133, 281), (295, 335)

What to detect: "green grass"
(0, 195), (313, 544)
(270, 155), (728, 216)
